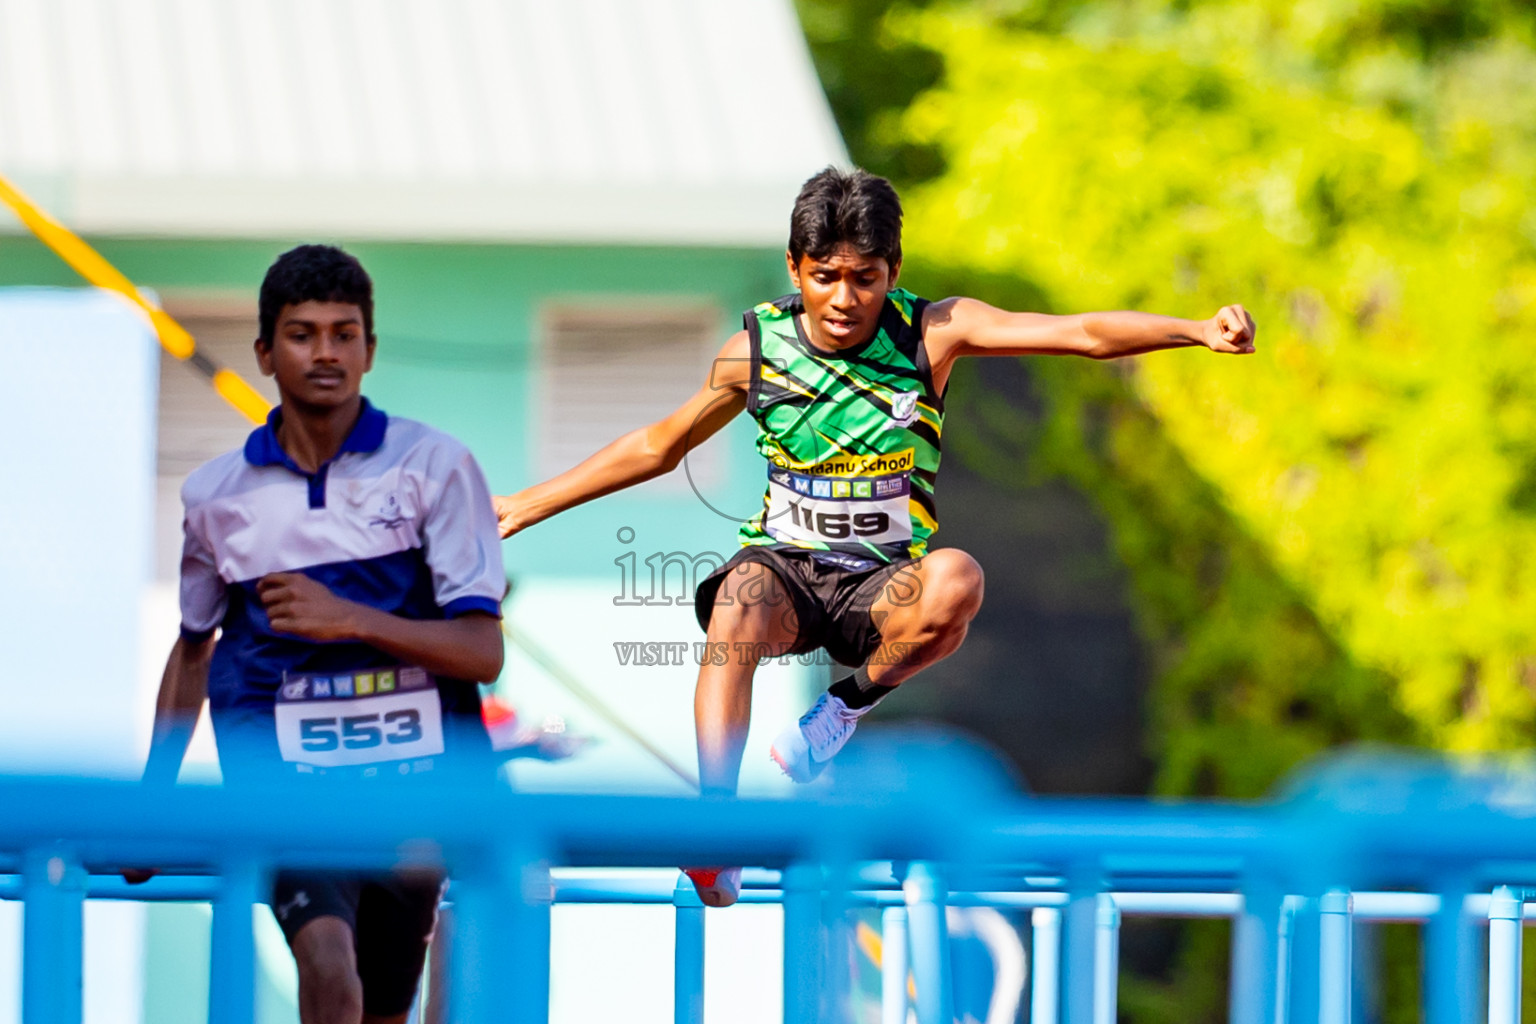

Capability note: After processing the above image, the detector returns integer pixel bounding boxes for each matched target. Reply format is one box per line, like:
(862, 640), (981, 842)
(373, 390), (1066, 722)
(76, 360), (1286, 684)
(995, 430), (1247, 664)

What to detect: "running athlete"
(493, 167), (1255, 906)
(139, 245), (506, 1023)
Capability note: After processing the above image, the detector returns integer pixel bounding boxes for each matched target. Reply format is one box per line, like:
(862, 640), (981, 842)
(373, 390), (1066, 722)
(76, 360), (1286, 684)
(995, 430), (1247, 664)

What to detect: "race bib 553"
(274, 666), (444, 770)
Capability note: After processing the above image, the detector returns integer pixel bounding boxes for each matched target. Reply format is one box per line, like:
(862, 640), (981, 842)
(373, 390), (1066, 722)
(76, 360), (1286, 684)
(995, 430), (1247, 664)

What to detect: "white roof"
(0, 0), (846, 245)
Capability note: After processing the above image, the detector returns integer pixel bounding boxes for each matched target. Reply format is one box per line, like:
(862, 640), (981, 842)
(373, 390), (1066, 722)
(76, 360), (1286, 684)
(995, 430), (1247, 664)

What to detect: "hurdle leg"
(1062, 885), (1100, 1024)
(510, 861), (553, 1024)
(1272, 896), (1299, 1024)
(1487, 886), (1523, 1024)
(1425, 886), (1478, 1024)
(450, 849), (550, 1024)
(447, 872), (497, 1024)
(782, 862), (822, 1024)
(674, 873), (705, 1024)
(881, 906), (909, 1024)
(1092, 895), (1120, 1024)
(903, 862), (954, 1024)
(1318, 889), (1352, 1024)
(208, 855), (261, 1024)
(1230, 885), (1283, 1024)
(1031, 907), (1062, 1024)
(22, 846), (85, 1024)
(821, 861), (856, 1024)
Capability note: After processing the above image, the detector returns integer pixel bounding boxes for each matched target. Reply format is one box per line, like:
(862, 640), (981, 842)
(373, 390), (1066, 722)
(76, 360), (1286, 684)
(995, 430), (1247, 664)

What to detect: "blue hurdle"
(3, 748), (1536, 1023)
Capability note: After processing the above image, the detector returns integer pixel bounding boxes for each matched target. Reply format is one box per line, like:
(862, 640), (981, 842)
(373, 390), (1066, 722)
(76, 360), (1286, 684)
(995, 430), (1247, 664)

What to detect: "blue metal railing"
(5, 745), (1536, 1024)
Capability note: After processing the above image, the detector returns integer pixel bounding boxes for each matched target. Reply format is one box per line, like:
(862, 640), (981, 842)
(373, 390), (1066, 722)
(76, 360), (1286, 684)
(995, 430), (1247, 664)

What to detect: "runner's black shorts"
(271, 869), (444, 1017)
(693, 546), (920, 667)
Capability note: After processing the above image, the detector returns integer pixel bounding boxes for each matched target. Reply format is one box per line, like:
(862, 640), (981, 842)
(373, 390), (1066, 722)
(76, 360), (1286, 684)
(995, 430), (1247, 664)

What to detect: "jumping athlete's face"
(256, 300), (374, 411)
(788, 244), (899, 350)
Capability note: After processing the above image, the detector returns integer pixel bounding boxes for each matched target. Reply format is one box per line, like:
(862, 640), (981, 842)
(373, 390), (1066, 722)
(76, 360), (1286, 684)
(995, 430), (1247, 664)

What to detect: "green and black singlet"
(738, 288), (944, 564)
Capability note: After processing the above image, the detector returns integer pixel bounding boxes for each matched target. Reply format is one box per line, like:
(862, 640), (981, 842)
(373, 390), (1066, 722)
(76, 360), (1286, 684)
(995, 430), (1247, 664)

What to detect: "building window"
(536, 303), (722, 492)
(153, 294), (276, 581)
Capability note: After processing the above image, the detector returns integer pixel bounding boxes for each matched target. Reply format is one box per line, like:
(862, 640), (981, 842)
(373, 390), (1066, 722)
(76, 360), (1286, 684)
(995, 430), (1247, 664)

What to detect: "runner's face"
(788, 244), (899, 350)
(257, 301), (374, 410)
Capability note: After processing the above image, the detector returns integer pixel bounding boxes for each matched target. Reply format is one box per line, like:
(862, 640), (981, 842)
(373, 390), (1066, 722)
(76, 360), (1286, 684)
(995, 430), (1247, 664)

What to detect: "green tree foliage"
(799, 0), (1536, 1016)
(888, 0), (1536, 782)
(795, 0), (946, 182)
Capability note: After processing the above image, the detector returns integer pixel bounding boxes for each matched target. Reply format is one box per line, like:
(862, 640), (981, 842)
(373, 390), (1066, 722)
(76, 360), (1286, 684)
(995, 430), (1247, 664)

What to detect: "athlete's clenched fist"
(1202, 304), (1256, 354)
(257, 572), (360, 641)
(493, 494), (527, 539)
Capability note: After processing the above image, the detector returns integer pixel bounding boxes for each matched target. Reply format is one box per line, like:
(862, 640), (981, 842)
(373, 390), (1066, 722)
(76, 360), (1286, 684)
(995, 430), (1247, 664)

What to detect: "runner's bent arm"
(145, 500), (225, 786)
(124, 635), (212, 877)
(494, 332), (751, 538)
(922, 297), (1256, 386)
(142, 635), (214, 785)
(257, 574), (504, 682)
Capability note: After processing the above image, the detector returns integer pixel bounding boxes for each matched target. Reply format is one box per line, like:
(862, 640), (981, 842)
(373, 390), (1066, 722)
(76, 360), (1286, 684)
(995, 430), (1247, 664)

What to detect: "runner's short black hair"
(788, 167), (903, 267)
(258, 244), (375, 345)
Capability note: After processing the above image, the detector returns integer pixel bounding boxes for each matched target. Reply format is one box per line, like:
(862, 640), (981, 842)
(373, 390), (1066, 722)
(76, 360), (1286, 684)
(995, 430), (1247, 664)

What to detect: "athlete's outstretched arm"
(493, 332), (751, 539)
(923, 297), (1255, 382)
(142, 635), (214, 786)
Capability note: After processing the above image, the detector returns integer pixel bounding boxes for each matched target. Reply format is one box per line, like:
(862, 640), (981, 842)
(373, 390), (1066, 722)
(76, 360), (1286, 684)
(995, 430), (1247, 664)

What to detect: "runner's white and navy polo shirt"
(179, 399), (504, 775)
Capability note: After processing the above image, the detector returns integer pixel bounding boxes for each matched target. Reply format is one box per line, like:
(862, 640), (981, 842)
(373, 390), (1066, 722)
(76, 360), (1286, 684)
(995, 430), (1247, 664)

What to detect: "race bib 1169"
(762, 466), (911, 547)
(274, 666), (444, 770)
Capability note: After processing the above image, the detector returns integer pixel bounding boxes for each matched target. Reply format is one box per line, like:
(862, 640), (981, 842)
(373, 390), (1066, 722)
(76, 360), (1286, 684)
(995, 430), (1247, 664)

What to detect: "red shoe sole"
(684, 867), (741, 908)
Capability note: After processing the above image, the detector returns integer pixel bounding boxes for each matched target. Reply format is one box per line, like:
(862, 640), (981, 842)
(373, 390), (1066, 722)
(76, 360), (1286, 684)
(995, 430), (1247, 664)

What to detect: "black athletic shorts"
(271, 869), (444, 1017)
(694, 546), (920, 667)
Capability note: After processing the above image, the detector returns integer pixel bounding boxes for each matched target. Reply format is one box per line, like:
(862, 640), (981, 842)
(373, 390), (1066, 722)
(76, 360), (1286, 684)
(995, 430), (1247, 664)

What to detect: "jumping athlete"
(139, 245), (506, 1023)
(493, 167), (1255, 907)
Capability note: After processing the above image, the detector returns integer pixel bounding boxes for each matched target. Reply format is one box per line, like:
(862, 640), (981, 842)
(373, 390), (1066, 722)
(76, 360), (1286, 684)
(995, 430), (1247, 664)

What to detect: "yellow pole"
(0, 172), (270, 423)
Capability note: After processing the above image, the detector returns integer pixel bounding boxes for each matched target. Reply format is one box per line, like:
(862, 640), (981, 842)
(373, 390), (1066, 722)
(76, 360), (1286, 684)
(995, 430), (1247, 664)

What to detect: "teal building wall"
(0, 236), (814, 1021)
(0, 235), (784, 567)
(0, 235), (820, 797)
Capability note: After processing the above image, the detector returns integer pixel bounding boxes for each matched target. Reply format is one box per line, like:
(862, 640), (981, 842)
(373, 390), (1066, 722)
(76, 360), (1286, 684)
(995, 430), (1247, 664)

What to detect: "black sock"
(827, 665), (897, 711)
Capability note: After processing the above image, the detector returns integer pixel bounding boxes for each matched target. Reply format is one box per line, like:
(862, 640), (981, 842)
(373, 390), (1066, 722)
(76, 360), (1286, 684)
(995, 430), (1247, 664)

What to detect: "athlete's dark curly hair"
(257, 244), (374, 345)
(787, 167), (903, 268)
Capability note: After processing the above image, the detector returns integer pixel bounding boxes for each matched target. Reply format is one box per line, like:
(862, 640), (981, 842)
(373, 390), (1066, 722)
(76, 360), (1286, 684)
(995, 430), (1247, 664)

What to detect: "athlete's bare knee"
(294, 919), (363, 1024)
(918, 550), (984, 624)
(300, 965), (363, 1024)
